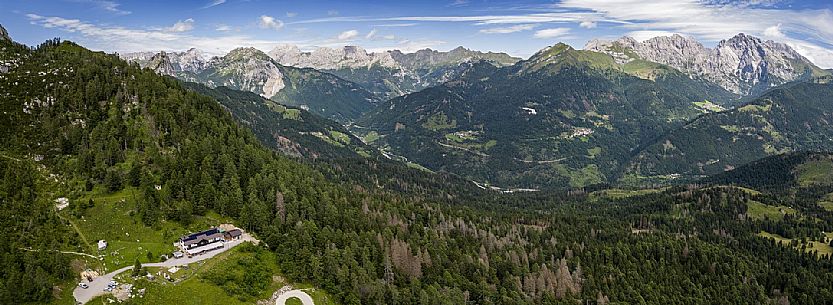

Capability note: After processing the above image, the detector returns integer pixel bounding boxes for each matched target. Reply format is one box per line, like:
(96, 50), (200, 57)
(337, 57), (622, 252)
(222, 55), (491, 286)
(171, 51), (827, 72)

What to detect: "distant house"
(177, 228), (224, 250)
(97, 240), (108, 251)
(224, 229), (242, 241)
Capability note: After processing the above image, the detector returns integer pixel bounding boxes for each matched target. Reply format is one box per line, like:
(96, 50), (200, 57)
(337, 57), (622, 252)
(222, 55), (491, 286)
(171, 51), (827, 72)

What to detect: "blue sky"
(3, 0), (833, 67)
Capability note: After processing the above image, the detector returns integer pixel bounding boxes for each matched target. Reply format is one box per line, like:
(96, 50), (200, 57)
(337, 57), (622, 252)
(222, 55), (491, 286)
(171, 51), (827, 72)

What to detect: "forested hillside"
(703, 152), (833, 190)
(359, 44), (738, 189)
(3, 35), (833, 305)
(143, 47), (379, 123)
(182, 82), (374, 160)
(626, 81), (833, 182)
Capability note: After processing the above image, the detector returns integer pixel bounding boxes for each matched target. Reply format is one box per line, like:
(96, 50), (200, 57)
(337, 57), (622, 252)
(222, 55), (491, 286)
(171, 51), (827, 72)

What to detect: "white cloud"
(338, 30), (359, 40)
(327, 10), (339, 16)
(286, 0), (833, 67)
(558, 0), (833, 67)
(72, 0), (131, 15)
(363, 29), (396, 40)
(258, 15), (284, 30)
(479, 24), (537, 34)
(204, 0), (225, 8)
(386, 13), (606, 25)
(579, 21), (597, 28)
(215, 24), (231, 32)
(534, 28), (571, 39)
(291, 12), (615, 26)
(763, 23), (785, 38)
(167, 19), (195, 33)
(450, 0), (469, 6)
(785, 39), (833, 69)
(366, 29), (378, 39)
(24, 14), (295, 57)
(374, 23), (417, 27)
(286, 12), (298, 18)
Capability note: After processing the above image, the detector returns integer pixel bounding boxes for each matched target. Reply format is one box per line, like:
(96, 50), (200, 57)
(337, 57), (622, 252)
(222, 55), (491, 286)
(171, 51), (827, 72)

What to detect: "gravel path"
(73, 233), (256, 304)
(275, 289), (315, 305)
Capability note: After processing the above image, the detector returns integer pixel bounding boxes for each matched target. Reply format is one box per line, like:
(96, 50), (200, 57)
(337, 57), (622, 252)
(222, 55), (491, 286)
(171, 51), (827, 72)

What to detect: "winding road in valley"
(73, 233), (257, 304)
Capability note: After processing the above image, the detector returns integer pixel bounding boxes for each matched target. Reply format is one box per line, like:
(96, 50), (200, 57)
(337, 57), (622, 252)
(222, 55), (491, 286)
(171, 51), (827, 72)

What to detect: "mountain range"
(586, 33), (827, 95)
(121, 45), (520, 121)
(121, 32), (831, 189)
(267, 45), (520, 98)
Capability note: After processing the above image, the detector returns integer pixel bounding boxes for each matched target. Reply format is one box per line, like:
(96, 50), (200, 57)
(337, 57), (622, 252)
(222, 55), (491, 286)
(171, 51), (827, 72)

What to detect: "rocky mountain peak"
(268, 44), (396, 70)
(450, 46), (469, 53)
(531, 43), (574, 59)
(148, 51), (176, 76)
(226, 47), (269, 60)
(584, 33), (825, 95)
(0, 24), (9, 42)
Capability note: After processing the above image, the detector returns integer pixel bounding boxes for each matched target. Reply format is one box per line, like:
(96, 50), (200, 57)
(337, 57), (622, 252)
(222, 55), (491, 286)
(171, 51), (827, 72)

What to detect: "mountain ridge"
(585, 33), (829, 95)
(624, 81), (833, 183)
(123, 47), (378, 123)
(358, 43), (740, 189)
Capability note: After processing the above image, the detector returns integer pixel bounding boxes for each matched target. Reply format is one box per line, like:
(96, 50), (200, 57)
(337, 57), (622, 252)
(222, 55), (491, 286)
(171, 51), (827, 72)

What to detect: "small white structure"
(521, 107), (537, 115)
(185, 241), (224, 256)
(97, 240), (108, 251)
(54, 197), (69, 210)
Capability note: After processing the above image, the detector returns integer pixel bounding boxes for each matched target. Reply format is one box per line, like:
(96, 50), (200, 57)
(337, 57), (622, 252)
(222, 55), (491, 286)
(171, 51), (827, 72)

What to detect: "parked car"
(78, 283), (88, 289)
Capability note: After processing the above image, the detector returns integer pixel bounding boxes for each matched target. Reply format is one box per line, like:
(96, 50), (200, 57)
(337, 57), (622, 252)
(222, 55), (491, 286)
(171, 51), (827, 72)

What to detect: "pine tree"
(132, 258), (143, 277)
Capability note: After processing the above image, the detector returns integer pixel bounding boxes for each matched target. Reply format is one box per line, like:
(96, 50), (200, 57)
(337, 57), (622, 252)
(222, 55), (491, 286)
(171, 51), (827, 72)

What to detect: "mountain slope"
(703, 152), (833, 190)
(626, 81), (833, 181)
(586, 34), (829, 96)
(123, 48), (378, 123)
(359, 43), (737, 189)
(183, 82), (374, 159)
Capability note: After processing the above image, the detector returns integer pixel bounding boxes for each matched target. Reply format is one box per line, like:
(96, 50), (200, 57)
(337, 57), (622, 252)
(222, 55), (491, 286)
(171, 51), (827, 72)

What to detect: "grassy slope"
(626, 83), (833, 182)
(86, 245), (335, 305)
(746, 201), (797, 221)
(819, 193), (833, 211)
(64, 208), (337, 305)
(66, 187), (236, 271)
(795, 159), (833, 187)
(758, 231), (833, 257)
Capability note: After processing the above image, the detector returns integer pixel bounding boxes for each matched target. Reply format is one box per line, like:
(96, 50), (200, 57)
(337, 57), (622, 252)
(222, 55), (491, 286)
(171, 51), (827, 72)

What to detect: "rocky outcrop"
(121, 48), (207, 73)
(585, 33), (825, 95)
(266, 44), (520, 98)
(389, 46), (519, 70)
(267, 44), (518, 71)
(210, 47), (285, 98)
(0, 24), (10, 42)
(147, 51), (176, 76)
(268, 45), (397, 70)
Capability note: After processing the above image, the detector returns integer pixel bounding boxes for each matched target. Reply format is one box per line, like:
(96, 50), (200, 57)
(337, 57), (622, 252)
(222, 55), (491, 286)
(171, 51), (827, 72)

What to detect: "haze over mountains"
(120, 32), (831, 189)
